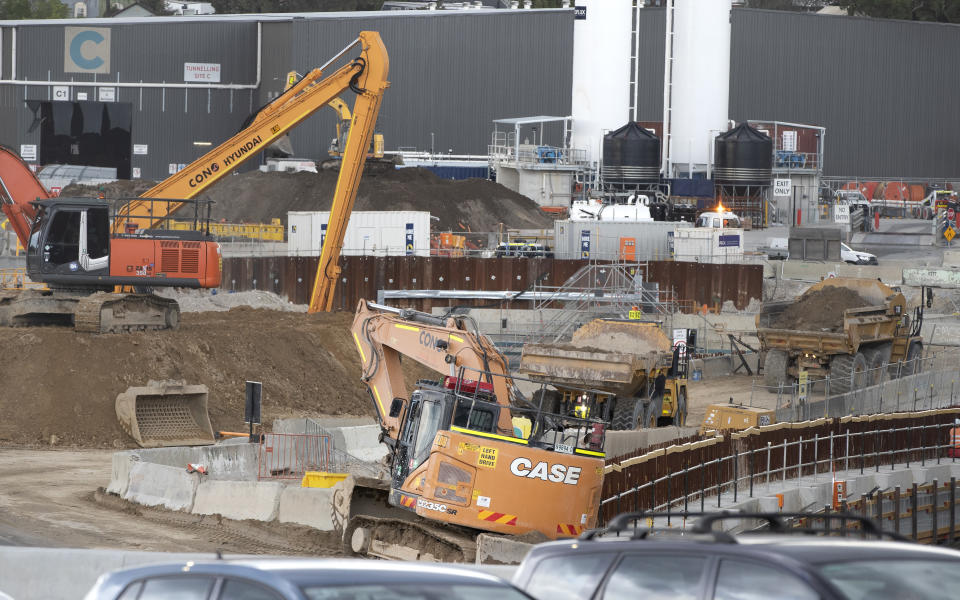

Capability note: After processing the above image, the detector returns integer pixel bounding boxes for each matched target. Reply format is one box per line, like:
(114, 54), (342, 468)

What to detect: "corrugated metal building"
(633, 7), (960, 179)
(0, 9), (574, 181)
(3, 7), (960, 181)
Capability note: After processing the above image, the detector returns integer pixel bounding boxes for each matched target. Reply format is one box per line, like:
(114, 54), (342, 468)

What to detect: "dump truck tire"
(645, 396), (664, 428)
(674, 390), (687, 427)
(862, 343), (892, 385)
(763, 350), (789, 388)
(901, 341), (923, 376)
(611, 397), (641, 431)
(532, 388), (561, 416)
(830, 352), (867, 395)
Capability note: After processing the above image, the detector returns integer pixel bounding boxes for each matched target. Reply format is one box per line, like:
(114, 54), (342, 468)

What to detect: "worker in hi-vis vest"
(949, 419), (960, 459)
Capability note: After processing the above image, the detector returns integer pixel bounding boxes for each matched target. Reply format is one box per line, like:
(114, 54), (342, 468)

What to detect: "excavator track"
(344, 515), (478, 563)
(74, 292), (180, 333)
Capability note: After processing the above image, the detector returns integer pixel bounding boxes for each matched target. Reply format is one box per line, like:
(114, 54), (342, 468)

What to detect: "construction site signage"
(834, 205), (850, 224)
(574, 6), (586, 19)
(184, 62), (221, 83)
(774, 178), (792, 197)
(64, 27), (111, 74)
(798, 371), (808, 402)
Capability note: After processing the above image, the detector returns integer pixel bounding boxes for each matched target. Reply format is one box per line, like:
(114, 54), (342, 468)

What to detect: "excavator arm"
(0, 145), (49, 247)
(350, 300), (516, 441)
(114, 31), (389, 232)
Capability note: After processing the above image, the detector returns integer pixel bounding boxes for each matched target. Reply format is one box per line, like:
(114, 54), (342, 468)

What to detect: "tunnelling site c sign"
(64, 27), (111, 74)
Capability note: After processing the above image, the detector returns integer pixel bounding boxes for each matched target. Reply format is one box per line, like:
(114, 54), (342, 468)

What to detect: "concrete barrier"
(334, 425), (388, 463)
(475, 534), (533, 565)
(130, 442), (260, 481)
(107, 452), (139, 497)
(192, 480), (284, 521)
(277, 486), (335, 531)
(123, 462), (199, 511)
(604, 426), (699, 459)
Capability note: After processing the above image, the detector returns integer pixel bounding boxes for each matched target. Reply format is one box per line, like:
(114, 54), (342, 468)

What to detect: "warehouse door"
(36, 101), (132, 179)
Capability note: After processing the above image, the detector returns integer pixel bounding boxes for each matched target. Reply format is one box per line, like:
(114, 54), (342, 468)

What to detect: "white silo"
(571, 0), (633, 168)
(662, 0), (732, 177)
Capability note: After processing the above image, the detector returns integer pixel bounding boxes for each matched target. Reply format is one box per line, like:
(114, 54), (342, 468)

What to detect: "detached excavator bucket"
(116, 381), (215, 447)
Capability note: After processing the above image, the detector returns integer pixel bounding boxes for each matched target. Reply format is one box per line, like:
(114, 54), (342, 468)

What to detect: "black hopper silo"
(603, 122), (660, 188)
(713, 122), (773, 186)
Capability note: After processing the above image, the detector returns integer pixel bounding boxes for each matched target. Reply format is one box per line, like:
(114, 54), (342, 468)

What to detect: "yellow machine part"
(116, 381), (215, 447)
(302, 471), (350, 488)
(701, 403), (776, 434)
(168, 218), (284, 242)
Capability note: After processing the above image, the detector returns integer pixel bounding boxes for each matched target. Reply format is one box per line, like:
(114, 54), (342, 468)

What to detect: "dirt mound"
(773, 286), (871, 332)
(62, 168), (553, 233)
(0, 309), (428, 449)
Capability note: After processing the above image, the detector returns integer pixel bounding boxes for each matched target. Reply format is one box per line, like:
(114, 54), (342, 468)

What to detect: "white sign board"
(53, 85), (70, 101)
(773, 178), (792, 197)
(64, 27), (111, 74)
(782, 130), (797, 152)
(76, 92), (88, 101)
(834, 205), (850, 224)
(132, 167), (141, 179)
(19, 145), (36, 161)
(133, 144), (148, 155)
(98, 87), (115, 102)
(184, 62), (221, 82)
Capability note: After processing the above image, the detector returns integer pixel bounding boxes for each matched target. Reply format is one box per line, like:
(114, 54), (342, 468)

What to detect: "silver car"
(84, 559), (531, 600)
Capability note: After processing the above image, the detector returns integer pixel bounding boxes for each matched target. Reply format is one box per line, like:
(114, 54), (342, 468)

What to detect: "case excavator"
(333, 300), (606, 563)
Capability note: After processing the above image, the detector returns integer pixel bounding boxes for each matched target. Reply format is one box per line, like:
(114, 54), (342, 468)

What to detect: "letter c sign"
(65, 27), (111, 74)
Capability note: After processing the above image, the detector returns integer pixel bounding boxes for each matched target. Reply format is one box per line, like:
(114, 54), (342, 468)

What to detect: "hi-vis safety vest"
(950, 427), (960, 449)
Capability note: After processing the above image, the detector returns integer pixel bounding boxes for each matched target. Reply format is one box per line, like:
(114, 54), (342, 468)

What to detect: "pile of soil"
(772, 286), (871, 332)
(63, 167), (553, 233)
(0, 309), (429, 449)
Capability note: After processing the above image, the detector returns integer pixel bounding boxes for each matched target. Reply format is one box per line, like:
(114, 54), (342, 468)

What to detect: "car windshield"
(841, 243), (851, 252)
(819, 559), (960, 600)
(302, 583), (530, 600)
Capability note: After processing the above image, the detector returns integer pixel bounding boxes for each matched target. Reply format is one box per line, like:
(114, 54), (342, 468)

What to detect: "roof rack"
(581, 511), (909, 543)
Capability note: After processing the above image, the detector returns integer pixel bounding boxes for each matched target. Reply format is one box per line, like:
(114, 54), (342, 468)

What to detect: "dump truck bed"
(519, 343), (663, 396)
(757, 301), (896, 356)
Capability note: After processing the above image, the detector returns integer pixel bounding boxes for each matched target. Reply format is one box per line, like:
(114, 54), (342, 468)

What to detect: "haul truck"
(335, 300), (606, 562)
(758, 278), (924, 395)
(519, 319), (689, 430)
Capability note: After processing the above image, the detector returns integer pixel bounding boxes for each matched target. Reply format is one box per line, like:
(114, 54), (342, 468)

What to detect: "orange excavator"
(0, 145), (219, 331)
(0, 31), (389, 331)
(333, 300), (606, 562)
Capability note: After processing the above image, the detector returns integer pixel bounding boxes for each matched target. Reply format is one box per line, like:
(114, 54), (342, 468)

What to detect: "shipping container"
(288, 211), (431, 257)
(553, 220), (693, 261)
(673, 228), (745, 263)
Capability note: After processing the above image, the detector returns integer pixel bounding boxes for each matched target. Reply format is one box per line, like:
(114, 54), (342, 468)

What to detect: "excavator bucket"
(116, 380), (214, 447)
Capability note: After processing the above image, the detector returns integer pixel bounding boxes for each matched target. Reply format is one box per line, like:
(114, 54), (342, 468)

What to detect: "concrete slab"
(874, 470), (914, 491)
(336, 425), (388, 463)
(192, 480), (284, 521)
(798, 485), (829, 509)
(107, 451), (139, 497)
(123, 462), (199, 511)
(605, 427), (699, 459)
(277, 487), (335, 531)
(475, 533), (533, 565)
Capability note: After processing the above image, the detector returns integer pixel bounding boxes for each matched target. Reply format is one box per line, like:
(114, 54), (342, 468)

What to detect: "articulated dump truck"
(757, 278), (924, 395)
(519, 319), (689, 430)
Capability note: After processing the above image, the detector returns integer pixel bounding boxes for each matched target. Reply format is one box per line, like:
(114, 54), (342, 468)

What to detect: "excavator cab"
(27, 199), (111, 281)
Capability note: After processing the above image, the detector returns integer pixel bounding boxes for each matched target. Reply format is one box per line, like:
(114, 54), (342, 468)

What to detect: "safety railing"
(256, 432), (336, 480)
(0, 268), (46, 290)
(599, 410), (960, 526)
(746, 352), (959, 422)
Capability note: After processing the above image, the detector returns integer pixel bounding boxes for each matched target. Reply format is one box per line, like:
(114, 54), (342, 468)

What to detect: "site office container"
(287, 211), (431, 257)
(553, 220), (692, 261)
(673, 228), (744, 264)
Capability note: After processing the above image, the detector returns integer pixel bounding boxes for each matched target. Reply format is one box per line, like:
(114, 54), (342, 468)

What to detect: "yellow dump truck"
(757, 278), (923, 395)
(519, 319), (688, 430)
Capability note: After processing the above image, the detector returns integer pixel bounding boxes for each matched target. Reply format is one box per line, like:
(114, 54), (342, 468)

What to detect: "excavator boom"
(115, 32), (389, 233)
(0, 145), (48, 247)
